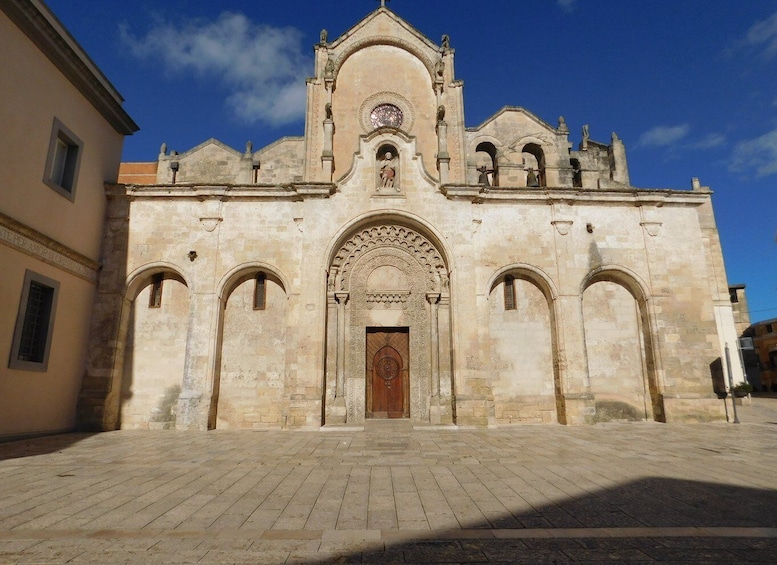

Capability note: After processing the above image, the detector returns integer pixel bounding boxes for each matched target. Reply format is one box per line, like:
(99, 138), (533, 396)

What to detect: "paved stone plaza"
(1, 398), (777, 564)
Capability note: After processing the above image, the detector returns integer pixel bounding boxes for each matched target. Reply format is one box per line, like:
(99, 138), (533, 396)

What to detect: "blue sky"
(46, 0), (777, 320)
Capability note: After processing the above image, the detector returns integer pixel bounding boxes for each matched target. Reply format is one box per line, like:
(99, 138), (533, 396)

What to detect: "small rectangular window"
(43, 118), (83, 200)
(504, 275), (516, 311)
(254, 272), (266, 310)
(9, 271), (59, 372)
(149, 274), (164, 308)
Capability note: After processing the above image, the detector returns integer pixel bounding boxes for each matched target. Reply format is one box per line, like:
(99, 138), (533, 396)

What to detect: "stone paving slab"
(1, 398), (777, 562)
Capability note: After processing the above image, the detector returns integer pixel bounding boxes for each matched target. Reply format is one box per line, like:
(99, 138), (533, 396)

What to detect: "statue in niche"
(434, 58), (445, 80)
(324, 57), (335, 79)
(436, 105), (446, 125)
(320, 29), (328, 44)
(441, 34), (450, 50)
(378, 149), (398, 191)
(325, 103), (333, 121)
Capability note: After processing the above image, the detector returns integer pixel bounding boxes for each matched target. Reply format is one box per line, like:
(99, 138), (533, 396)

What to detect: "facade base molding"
(660, 393), (726, 423)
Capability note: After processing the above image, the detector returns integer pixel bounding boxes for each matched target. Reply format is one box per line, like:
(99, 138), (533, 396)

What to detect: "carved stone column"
(324, 292), (339, 420)
(436, 121), (450, 184)
(427, 293), (441, 394)
(556, 294), (595, 425)
(437, 294), (454, 424)
(335, 291), (349, 408)
(322, 118), (334, 182)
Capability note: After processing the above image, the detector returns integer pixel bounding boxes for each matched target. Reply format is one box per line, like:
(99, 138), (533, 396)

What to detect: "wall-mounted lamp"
(170, 161), (179, 184)
(188, 250), (197, 262)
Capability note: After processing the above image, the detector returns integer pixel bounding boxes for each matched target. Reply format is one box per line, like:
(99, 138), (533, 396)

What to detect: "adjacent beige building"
(78, 6), (741, 431)
(742, 318), (777, 392)
(0, 0), (137, 440)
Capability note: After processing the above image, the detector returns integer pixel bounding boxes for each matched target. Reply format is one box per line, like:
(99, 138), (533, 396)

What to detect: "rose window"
(370, 104), (403, 129)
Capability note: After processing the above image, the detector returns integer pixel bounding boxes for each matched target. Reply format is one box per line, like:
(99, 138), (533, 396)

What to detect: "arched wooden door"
(367, 329), (409, 418)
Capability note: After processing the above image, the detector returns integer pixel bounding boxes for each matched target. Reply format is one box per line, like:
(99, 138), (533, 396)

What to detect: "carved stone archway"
(324, 223), (453, 425)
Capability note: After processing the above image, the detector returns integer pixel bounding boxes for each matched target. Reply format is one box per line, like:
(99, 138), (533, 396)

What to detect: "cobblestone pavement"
(1, 397), (776, 563)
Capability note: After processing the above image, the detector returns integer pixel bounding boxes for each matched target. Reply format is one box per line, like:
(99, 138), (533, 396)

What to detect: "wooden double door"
(366, 328), (409, 419)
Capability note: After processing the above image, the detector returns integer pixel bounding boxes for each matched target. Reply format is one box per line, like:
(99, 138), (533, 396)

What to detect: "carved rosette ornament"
(330, 225), (447, 293)
(377, 356), (400, 383)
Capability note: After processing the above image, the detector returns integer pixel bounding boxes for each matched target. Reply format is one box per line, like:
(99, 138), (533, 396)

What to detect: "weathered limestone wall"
(583, 281), (649, 421)
(120, 279), (188, 429)
(488, 278), (557, 424)
(255, 138), (305, 184)
(85, 180), (728, 429)
(217, 277), (288, 429)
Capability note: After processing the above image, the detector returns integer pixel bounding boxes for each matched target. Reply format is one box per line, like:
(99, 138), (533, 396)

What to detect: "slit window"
(9, 271), (59, 372)
(149, 274), (164, 308)
(504, 275), (516, 311)
(254, 272), (266, 310)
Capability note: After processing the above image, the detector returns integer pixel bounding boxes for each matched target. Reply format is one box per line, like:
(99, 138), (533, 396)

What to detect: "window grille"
(504, 275), (516, 311)
(254, 272), (266, 310)
(149, 274), (164, 308)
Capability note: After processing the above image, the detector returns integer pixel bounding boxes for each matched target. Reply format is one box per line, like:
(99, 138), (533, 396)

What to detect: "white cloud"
(692, 133), (726, 149)
(746, 12), (777, 59)
(636, 124), (690, 148)
(121, 12), (311, 126)
(557, 0), (576, 12)
(731, 129), (777, 177)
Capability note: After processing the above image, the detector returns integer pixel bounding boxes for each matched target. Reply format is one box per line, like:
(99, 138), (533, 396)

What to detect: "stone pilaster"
(176, 291), (219, 431)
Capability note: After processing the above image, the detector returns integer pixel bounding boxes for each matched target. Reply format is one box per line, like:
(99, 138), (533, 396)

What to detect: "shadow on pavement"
(309, 477), (777, 563)
(0, 432), (96, 461)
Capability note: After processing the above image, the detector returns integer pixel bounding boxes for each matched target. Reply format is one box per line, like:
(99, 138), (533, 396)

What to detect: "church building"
(77, 6), (741, 431)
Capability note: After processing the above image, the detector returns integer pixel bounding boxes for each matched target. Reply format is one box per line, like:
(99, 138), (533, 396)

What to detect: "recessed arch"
(217, 262), (290, 303)
(581, 264), (651, 301)
(487, 264), (562, 424)
(581, 266), (662, 422)
(487, 263), (558, 303)
(209, 262), (291, 430)
(117, 262), (191, 430)
(323, 211), (455, 425)
(125, 262), (189, 301)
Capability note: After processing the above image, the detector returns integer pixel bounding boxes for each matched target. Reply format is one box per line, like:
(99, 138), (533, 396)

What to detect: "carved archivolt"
(330, 225), (447, 293)
(333, 36), (435, 82)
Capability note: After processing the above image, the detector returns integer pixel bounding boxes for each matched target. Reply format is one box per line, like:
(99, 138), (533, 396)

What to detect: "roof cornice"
(0, 0), (138, 135)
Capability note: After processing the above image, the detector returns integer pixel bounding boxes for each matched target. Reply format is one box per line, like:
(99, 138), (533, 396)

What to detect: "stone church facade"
(77, 7), (740, 431)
